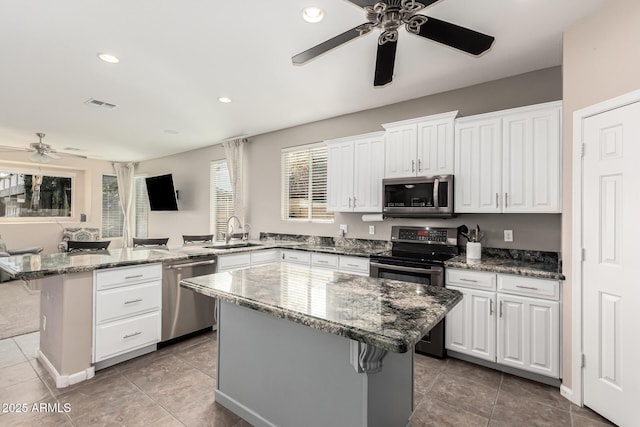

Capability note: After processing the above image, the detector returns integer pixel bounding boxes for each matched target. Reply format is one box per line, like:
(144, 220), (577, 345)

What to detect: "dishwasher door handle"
(165, 259), (216, 269)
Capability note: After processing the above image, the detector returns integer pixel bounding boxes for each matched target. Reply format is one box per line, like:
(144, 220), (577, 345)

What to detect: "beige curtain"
(113, 162), (136, 247)
(222, 138), (247, 227)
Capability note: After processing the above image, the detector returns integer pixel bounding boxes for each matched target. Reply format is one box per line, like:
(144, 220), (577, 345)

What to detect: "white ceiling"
(0, 0), (606, 162)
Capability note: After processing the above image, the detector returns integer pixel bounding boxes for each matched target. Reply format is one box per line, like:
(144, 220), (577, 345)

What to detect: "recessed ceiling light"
(218, 97), (232, 103)
(97, 53), (120, 64)
(302, 7), (324, 23)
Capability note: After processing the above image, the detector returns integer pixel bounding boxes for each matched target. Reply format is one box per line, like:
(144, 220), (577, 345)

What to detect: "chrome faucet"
(225, 215), (242, 244)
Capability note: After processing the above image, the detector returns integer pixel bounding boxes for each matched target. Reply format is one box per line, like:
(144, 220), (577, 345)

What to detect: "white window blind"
(210, 160), (233, 242)
(134, 176), (149, 238)
(281, 143), (333, 222)
(101, 175), (123, 238)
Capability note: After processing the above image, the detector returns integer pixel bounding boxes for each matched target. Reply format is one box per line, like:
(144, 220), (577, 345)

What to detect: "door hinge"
(581, 143), (586, 158)
(581, 248), (586, 261)
(581, 353), (586, 368)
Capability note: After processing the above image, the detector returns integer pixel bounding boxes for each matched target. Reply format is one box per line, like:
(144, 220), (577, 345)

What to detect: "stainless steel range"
(370, 226), (459, 358)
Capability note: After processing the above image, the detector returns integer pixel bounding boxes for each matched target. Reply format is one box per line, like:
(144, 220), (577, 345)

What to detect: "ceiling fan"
(0, 132), (88, 163)
(292, 0), (495, 86)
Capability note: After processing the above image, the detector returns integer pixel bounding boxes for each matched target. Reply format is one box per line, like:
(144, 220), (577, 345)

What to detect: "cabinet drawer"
(446, 269), (496, 291)
(94, 311), (161, 362)
(250, 249), (279, 266)
(95, 281), (161, 324)
(311, 253), (339, 269)
(497, 275), (560, 301)
(281, 250), (311, 265)
(96, 263), (162, 290)
(217, 253), (252, 271)
(338, 256), (369, 275)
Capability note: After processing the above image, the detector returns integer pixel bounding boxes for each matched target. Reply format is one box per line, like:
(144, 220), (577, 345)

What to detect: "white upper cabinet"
(383, 111), (458, 178)
(454, 101), (562, 213)
(326, 131), (385, 213)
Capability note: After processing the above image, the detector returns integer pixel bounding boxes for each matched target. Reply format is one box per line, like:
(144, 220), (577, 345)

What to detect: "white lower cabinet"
(445, 268), (561, 379)
(93, 263), (162, 364)
(217, 249), (281, 272)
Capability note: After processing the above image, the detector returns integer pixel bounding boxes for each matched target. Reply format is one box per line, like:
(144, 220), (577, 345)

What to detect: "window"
(134, 176), (149, 238)
(0, 170), (73, 218)
(210, 160), (233, 241)
(281, 143), (333, 222)
(101, 175), (149, 239)
(101, 175), (123, 238)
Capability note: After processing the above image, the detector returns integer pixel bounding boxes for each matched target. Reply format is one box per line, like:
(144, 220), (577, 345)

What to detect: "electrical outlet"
(339, 224), (348, 235)
(504, 230), (514, 242)
(369, 225), (375, 235)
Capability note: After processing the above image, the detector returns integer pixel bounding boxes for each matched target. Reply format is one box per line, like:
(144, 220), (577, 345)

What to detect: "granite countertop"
(0, 240), (386, 281)
(181, 263), (462, 353)
(445, 254), (564, 280)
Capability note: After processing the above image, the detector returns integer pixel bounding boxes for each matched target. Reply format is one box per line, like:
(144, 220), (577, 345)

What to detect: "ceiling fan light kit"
(292, 0), (495, 86)
(0, 132), (88, 163)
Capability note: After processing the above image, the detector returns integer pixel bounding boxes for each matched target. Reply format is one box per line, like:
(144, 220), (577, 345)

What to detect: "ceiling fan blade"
(374, 40), (397, 87)
(0, 144), (31, 152)
(43, 152), (60, 159)
(57, 152), (88, 159)
(343, 0), (375, 7)
(292, 25), (369, 65)
(414, 16), (494, 55)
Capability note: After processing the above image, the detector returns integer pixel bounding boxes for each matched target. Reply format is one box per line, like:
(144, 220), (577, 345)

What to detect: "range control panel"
(391, 226), (457, 245)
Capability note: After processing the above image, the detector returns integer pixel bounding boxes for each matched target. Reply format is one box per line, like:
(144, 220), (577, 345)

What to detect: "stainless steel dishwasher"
(162, 256), (217, 342)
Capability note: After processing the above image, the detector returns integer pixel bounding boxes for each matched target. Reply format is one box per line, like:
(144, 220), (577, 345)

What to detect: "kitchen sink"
(205, 242), (263, 250)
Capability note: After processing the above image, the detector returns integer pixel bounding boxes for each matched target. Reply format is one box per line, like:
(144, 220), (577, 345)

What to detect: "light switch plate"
(369, 225), (375, 235)
(504, 230), (513, 242)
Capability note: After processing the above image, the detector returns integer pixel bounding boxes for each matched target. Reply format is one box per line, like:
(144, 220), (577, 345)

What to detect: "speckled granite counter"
(445, 252), (564, 280)
(181, 263), (462, 353)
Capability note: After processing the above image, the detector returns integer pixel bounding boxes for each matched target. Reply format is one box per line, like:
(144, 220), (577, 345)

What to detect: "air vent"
(84, 98), (118, 110)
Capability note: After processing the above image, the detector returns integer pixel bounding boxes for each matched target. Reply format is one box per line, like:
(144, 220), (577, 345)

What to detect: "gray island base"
(182, 263), (462, 427)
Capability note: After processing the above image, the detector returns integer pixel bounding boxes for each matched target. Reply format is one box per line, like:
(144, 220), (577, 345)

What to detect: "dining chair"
(182, 234), (213, 245)
(132, 237), (169, 247)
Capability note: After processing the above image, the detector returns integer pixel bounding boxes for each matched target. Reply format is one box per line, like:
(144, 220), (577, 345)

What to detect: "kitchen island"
(182, 263), (462, 427)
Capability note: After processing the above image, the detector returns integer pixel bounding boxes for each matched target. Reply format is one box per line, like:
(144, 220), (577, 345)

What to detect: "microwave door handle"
(433, 178), (439, 208)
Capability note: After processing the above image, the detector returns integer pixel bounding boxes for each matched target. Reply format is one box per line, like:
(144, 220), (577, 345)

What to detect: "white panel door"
(497, 294), (559, 378)
(445, 286), (496, 361)
(502, 104), (561, 213)
(353, 135), (385, 212)
(384, 124), (417, 178)
(454, 118), (502, 213)
(417, 117), (455, 175)
(326, 140), (354, 212)
(583, 101), (640, 427)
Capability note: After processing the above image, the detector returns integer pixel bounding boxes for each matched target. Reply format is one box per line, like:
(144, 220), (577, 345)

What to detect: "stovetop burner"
(371, 226), (460, 266)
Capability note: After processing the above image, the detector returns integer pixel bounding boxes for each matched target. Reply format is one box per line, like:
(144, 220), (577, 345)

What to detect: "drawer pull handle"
(125, 274), (144, 280)
(124, 298), (143, 305)
(460, 278), (478, 283)
(123, 332), (142, 339)
(516, 285), (539, 291)
(317, 260), (328, 264)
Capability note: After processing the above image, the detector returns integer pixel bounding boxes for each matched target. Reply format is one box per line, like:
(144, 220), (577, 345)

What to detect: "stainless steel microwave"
(382, 175), (454, 218)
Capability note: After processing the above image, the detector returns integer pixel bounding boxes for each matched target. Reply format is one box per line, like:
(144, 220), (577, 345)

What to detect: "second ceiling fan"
(292, 0), (495, 86)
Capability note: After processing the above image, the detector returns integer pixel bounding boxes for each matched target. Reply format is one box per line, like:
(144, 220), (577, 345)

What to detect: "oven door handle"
(370, 262), (443, 275)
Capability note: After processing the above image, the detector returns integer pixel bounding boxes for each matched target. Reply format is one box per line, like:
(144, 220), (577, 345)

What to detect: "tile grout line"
(487, 373), (504, 424)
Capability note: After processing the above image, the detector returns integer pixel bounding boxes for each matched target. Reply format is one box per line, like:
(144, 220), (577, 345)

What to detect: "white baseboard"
(36, 349), (95, 388)
(560, 384), (579, 405)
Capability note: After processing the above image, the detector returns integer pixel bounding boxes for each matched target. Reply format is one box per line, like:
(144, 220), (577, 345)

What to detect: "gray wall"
(246, 66), (562, 252)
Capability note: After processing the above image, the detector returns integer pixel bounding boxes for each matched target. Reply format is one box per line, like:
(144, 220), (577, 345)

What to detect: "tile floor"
(0, 330), (616, 426)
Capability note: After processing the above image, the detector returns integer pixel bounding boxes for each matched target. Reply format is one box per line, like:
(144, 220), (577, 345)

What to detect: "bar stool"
(182, 234), (213, 245)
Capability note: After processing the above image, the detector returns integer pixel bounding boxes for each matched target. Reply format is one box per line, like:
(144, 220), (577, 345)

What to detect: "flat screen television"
(145, 174), (178, 211)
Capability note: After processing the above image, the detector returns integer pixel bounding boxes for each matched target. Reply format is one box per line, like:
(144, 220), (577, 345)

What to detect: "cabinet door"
(497, 294), (560, 378)
(353, 135), (385, 212)
(417, 115), (455, 175)
(454, 117), (502, 213)
(502, 104), (561, 213)
(445, 286), (496, 362)
(384, 124), (417, 178)
(326, 140), (355, 212)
